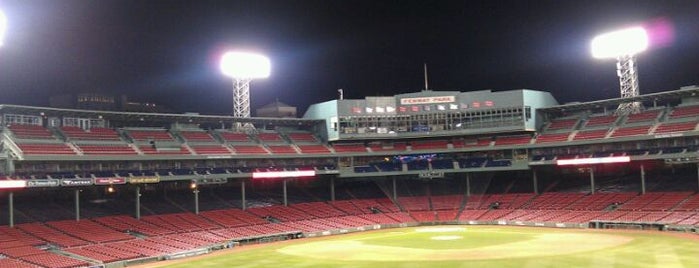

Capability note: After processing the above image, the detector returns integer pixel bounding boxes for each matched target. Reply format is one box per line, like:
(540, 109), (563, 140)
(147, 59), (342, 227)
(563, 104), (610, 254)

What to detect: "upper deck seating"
(8, 125), (55, 140)
(231, 145), (268, 154)
(77, 144), (137, 155)
(128, 129), (175, 142)
(189, 145), (232, 155)
(625, 110), (661, 124)
(138, 145), (190, 155)
(584, 115), (617, 128)
(286, 132), (318, 143)
(410, 140), (449, 150)
(546, 118), (578, 131)
(494, 135), (532, 146)
(17, 143), (76, 155)
(368, 142), (407, 152)
(669, 105), (699, 119)
(61, 126), (121, 141)
(611, 126), (651, 138)
(179, 131), (216, 142)
(453, 138), (491, 148)
(266, 145), (298, 154)
(256, 132), (284, 143)
(535, 133), (570, 143)
(297, 145), (332, 154)
(218, 132), (251, 143)
(332, 143), (368, 153)
(573, 129), (608, 140)
(654, 121), (697, 134)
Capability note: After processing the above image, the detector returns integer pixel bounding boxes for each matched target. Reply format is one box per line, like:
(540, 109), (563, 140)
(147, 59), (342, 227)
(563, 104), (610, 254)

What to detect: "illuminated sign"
(400, 96), (455, 105)
(61, 178), (93, 187)
(129, 176), (160, 184)
(0, 180), (27, 189)
(27, 179), (59, 187)
(556, 156), (630, 166)
(93, 177), (127, 185)
(252, 170), (316, 179)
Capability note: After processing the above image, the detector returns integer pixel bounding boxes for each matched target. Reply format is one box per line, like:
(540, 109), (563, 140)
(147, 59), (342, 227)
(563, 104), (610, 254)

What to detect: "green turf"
(159, 226), (699, 268)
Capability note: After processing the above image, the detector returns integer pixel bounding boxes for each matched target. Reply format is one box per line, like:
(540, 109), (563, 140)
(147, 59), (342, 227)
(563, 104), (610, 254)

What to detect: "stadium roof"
(539, 85), (699, 114)
(0, 104), (321, 126)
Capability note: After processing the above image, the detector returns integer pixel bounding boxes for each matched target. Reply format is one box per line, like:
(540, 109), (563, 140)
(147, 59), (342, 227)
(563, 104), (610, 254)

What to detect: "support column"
(532, 169), (539, 195)
(241, 180), (246, 210)
(75, 189), (80, 221)
(330, 177), (335, 202)
(640, 164), (646, 195)
(392, 177), (397, 201)
(8, 192), (14, 227)
(589, 168), (595, 194)
(465, 173), (471, 197)
(283, 179), (288, 206)
(135, 186), (141, 220)
(193, 189), (200, 215)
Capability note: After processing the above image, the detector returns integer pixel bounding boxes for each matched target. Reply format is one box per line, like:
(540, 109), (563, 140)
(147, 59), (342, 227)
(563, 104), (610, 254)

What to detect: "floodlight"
(0, 10), (6, 46)
(591, 27), (648, 59)
(219, 51), (271, 129)
(590, 26), (649, 114)
(220, 51), (271, 79)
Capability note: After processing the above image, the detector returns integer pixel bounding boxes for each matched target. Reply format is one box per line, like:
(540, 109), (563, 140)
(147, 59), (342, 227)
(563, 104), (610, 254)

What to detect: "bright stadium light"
(220, 51), (271, 130)
(0, 10), (7, 46)
(591, 27), (648, 59)
(220, 52), (271, 79)
(591, 26), (649, 115)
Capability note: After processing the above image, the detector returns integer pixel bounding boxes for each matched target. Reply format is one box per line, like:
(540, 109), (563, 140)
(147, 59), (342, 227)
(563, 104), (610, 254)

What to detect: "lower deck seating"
(2, 192), (699, 267)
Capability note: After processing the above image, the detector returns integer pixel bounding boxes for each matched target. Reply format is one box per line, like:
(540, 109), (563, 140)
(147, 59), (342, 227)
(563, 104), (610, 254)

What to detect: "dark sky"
(0, 0), (697, 115)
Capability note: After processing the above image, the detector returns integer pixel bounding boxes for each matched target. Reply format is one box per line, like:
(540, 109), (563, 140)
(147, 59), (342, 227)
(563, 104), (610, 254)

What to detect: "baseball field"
(147, 225), (699, 268)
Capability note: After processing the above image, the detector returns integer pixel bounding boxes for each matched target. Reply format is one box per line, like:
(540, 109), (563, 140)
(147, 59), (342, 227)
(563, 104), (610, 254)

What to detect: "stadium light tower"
(220, 51), (271, 130)
(591, 26), (649, 114)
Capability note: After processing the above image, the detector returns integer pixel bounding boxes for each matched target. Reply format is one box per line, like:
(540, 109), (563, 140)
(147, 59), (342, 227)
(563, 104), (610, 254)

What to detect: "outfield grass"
(155, 226), (699, 268)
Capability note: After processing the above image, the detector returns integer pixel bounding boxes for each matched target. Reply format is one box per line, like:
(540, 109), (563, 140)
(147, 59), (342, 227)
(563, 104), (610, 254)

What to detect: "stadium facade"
(1, 85), (699, 267)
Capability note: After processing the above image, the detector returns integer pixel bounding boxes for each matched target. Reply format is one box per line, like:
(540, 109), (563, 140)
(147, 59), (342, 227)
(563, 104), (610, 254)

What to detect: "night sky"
(0, 0), (697, 115)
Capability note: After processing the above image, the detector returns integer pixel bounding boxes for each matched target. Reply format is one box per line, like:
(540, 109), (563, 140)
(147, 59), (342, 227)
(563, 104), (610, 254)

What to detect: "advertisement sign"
(60, 178), (93, 187)
(93, 177), (127, 185)
(129, 176), (160, 184)
(27, 179), (59, 187)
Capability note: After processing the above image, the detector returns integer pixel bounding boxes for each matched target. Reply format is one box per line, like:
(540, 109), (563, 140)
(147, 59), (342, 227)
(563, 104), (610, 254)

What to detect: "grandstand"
(1, 86), (699, 267)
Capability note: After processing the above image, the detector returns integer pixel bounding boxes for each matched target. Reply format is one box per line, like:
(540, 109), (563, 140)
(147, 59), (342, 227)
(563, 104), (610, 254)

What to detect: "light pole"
(220, 51), (271, 130)
(591, 26), (649, 115)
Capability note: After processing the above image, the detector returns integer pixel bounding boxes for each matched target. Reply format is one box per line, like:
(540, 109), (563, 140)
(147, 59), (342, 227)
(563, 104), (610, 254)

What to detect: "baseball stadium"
(1, 3), (699, 267)
(1, 83), (699, 267)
